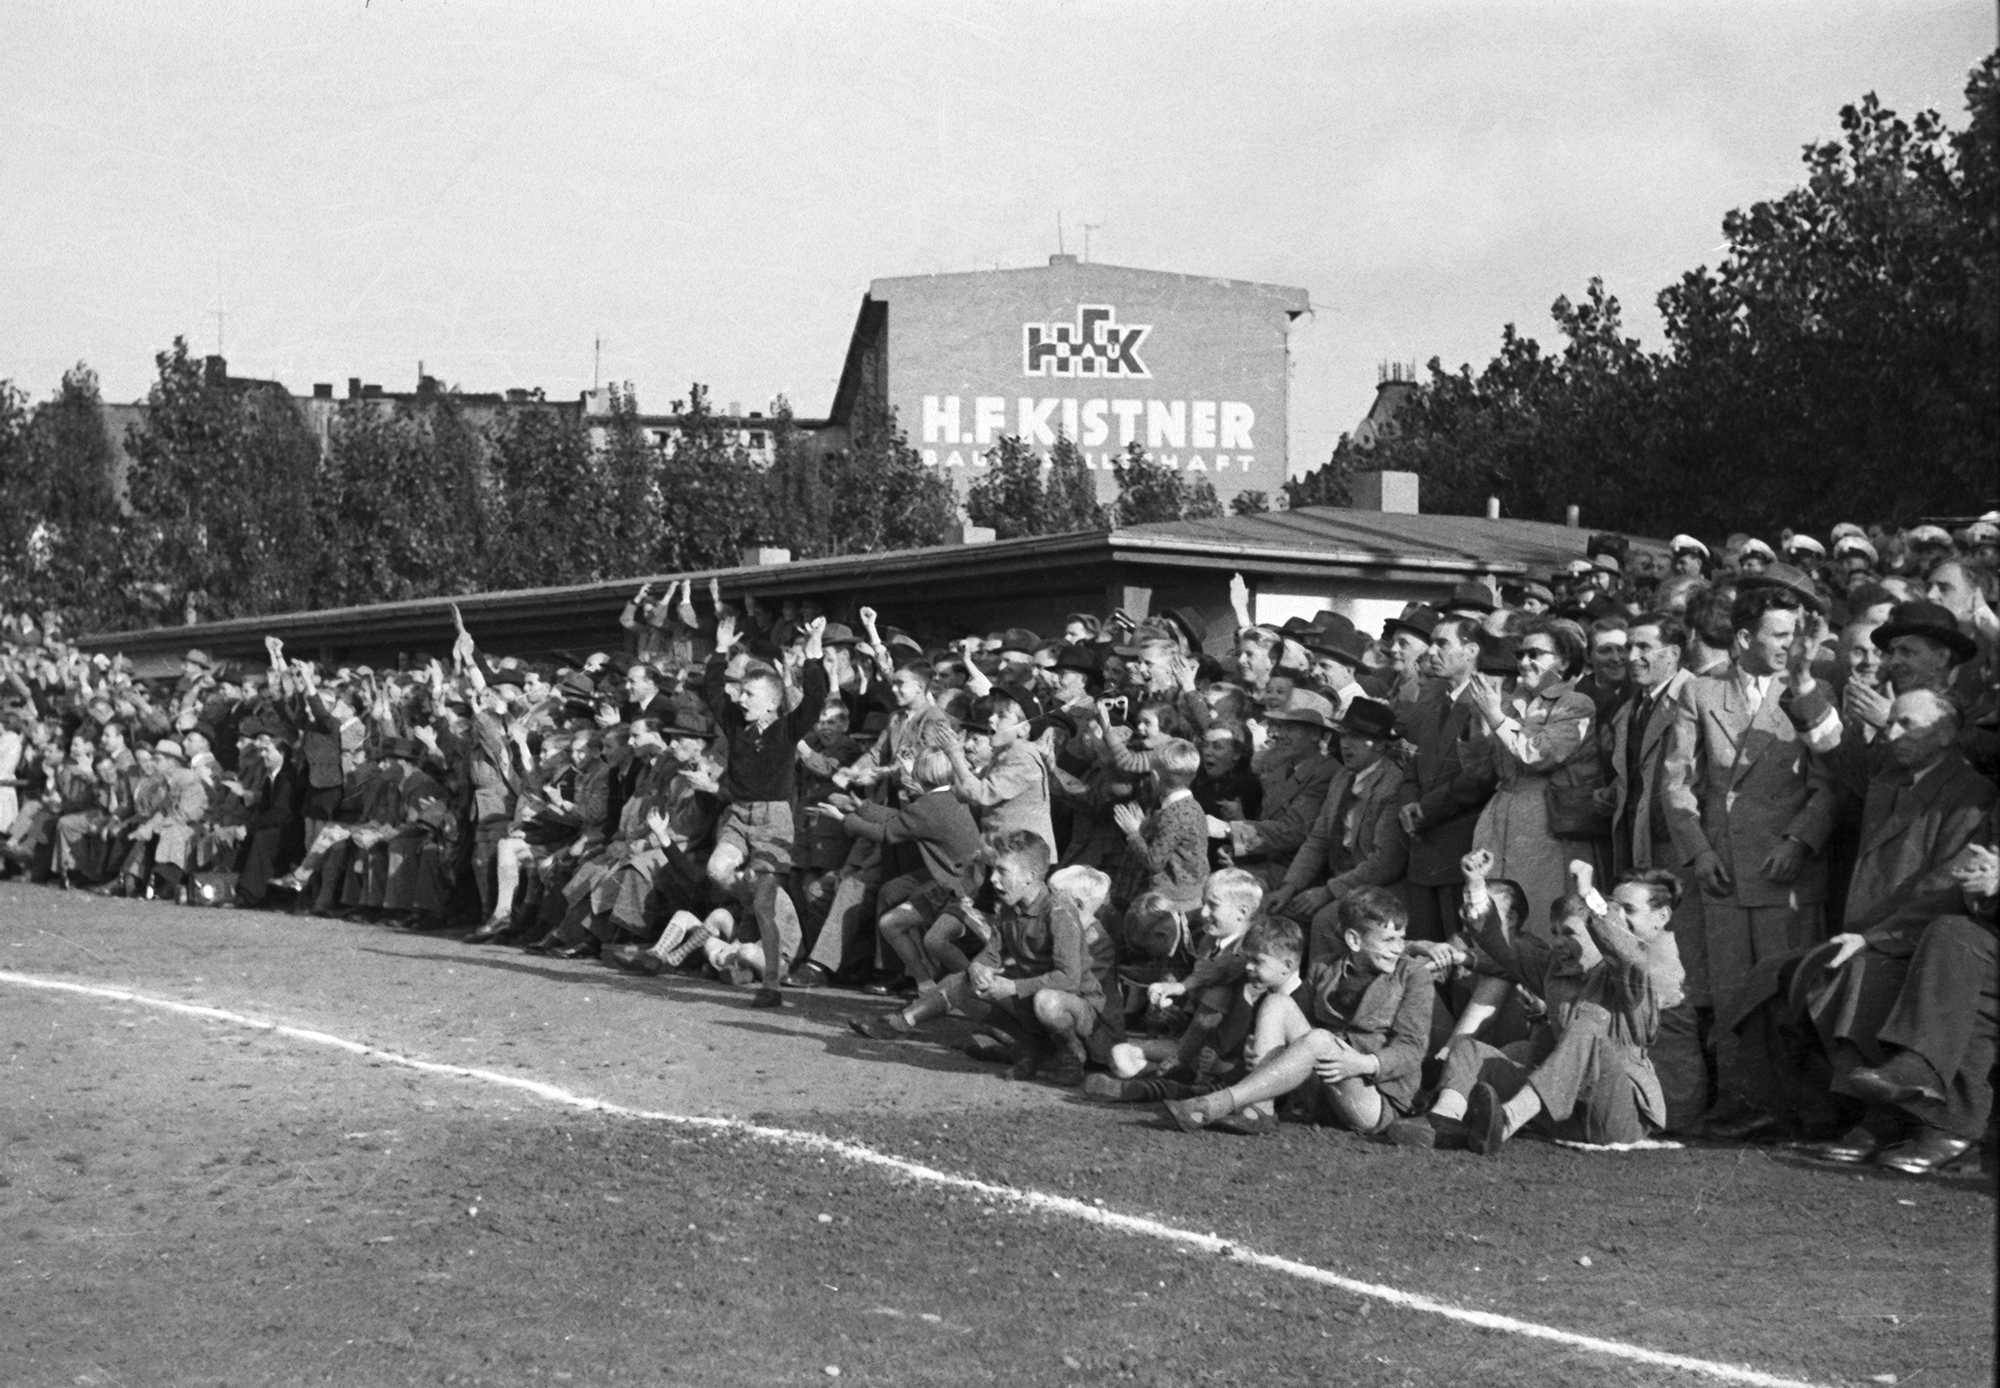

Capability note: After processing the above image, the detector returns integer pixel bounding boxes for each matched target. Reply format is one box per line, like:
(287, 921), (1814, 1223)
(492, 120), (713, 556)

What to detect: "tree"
(1108, 441), (1224, 526)
(655, 384), (766, 572)
(594, 383), (667, 573)
(1298, 55), (2000, 535)
(124, 339), (319, 624)
(813, 394), (959, 555)
(480, 392), (602, 588)
(311, 385), (486, 607)
(964, 434), (1107, 538)
(1230, 489), (1273, 515)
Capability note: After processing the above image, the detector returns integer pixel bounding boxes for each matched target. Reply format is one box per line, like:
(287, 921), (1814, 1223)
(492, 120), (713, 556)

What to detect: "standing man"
(1660, 584), (1841, 1135)
(1394, 615), (1496, 943)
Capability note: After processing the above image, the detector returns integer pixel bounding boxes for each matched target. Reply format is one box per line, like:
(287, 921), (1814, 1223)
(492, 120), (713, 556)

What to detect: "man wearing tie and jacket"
(1660, 581), (1842, 1135)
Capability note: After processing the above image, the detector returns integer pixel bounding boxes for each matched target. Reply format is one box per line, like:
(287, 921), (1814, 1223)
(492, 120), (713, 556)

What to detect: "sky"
(2, 1), (1992, 475)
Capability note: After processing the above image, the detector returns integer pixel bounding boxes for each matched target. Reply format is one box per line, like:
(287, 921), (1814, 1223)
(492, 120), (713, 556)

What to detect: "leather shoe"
(847, 1015), (914, 1041)
(607, 945), (667, 976)
(1702, 1108), (1791, 1144)
(1846, 1057), (1946, 1109)
(1784, 1125), (1880, 1164)
(1874, 1127), (1976, 1175)
(749, 987), (784, 1010)
(1042, 1053), (1085, 1088)
(522, 932), (562, 955)
(787, 962), (831, 990)
(1466, 1081), (1506, 1157)
(551, 940), (601, 961)
(464, 918), (512, 945)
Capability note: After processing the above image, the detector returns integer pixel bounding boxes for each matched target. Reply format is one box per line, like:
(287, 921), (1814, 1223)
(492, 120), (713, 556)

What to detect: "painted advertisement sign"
(867, 260), (1308, 499)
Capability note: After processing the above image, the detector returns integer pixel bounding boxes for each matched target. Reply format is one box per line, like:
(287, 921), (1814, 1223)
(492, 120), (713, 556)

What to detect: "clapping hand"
(1951, 843), (1998, 901)
(1111, 803), (1145, 838)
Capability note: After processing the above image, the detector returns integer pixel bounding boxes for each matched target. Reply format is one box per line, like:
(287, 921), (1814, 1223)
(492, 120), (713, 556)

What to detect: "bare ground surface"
(0, 881), (1993, 1387)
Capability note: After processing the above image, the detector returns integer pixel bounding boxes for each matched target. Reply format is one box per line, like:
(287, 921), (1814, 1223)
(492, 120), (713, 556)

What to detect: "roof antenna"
(1056, 211), (1064, 256)
(593, 336), (602, 392)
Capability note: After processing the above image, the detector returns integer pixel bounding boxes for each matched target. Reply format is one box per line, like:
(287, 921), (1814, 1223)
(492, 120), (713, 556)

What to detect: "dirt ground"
(1, 881), (1993, 1387)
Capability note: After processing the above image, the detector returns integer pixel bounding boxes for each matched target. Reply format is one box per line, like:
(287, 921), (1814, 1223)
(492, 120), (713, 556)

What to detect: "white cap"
(1785, 535), (1825, 558)
(1905, 524), (1954, 548)
(1740, 538), (1776, 561)
(1670, 533), (1709, 558)
(1833, 535), (1878, 563)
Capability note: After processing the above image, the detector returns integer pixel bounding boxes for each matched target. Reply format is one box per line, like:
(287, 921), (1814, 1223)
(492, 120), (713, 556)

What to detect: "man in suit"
(1607, 613), (1704, 999)
(1661, 584), (1843, 1133)
(1718, 691), (1995, 1157)
(1219, 690), (1341, 884)
(1262, 698), (1411, 961)
(1394, 615), (1496, 942)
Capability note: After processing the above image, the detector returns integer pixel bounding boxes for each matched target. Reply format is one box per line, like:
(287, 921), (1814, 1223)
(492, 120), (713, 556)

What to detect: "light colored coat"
(1660, 669), (1839, 908)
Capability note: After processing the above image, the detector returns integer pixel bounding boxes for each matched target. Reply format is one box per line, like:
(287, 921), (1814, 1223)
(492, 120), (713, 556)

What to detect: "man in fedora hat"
(1264, 697), (1411, 960)
(1213, 688), (1340, 885)
(1375, 603), (1439, 708)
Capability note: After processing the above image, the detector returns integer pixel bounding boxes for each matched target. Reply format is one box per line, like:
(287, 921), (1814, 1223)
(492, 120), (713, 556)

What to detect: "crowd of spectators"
(2, 513), (1995, 1172)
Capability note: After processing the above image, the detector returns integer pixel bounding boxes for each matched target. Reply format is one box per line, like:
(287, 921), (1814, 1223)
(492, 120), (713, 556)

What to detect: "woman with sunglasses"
(1464, 617), (1604, 939)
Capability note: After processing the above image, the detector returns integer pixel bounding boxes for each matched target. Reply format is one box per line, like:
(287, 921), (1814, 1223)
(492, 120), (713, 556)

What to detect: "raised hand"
(1111, 803), (1145, 838)
(1460, 848), (1494, 880)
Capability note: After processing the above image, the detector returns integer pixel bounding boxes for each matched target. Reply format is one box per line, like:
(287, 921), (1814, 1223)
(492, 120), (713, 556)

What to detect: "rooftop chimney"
(1048, 253), (1078, 267)
(312, 383), (334, 399)
(348, 377), (362, 400)
(1351, 470), (1420, 515)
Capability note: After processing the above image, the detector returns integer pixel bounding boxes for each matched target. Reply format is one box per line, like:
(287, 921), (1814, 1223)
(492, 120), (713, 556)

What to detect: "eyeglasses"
(1516, 646), (1559, 663)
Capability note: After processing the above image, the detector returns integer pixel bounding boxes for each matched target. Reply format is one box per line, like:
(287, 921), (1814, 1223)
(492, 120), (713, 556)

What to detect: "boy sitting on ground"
(1400, 853), (1673, 1155)
(1086, 916), (1310, 1133)
(1126, 866), (1263, 1044)
(848, 834), (1118, 1087)
(1162, 887), (1432, 1137)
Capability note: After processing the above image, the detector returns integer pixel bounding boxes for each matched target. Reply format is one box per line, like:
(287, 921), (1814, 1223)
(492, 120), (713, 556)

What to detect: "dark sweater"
(704, 656), (829, 804)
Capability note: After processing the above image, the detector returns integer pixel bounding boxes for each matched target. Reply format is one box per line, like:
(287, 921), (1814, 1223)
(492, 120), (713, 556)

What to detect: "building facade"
(828, 255), (1309, 503)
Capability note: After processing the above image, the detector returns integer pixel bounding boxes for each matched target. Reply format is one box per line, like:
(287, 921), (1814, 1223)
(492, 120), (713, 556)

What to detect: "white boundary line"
(2, 969), (1834, 1388)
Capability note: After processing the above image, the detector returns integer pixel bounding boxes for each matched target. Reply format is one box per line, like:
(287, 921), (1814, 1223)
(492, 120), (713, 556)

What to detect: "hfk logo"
(1022, 304), (1151, 379)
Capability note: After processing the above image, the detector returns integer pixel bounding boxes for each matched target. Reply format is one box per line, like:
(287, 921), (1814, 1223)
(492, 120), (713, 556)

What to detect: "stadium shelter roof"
(78, 508), (1657, 675)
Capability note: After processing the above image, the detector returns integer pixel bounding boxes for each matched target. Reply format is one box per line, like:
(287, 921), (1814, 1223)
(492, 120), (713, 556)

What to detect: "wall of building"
(868, 257), (1307, 504)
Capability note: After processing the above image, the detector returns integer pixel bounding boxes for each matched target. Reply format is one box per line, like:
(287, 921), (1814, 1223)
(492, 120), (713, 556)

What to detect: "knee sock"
(1501, 1087), (1543, 1138)
(1430, 1089), (1469, 1122)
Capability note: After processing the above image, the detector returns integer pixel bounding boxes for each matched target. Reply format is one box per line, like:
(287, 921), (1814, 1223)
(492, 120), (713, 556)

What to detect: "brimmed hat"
(819, 622), (861, 647)
(659, 707), (718, 740)
(1669, 534), (1710, 560)
(1379, 603), (1440, 646)
(1829, 522), (1866, 544)
(1155, 607), (1205, 655)
(1586, 533), (1628, 571)
(1871, 601), (1976, 663)
(1560, 558), (1597, 579)
(1905, 524), (1954, 549)
(1063, 612), (1102, 638)
(1478, 635), (1519, 675)
(1739, 560), (1825, 613)
(1739, 538), (1776, 562)
(1048, 643), (1102, 678)
(1446, 581), (1496, 614)
(997, 628), (1042, 657)
(182, 648), (216, 671)
(488, 666), (526, 689)
(1517, 581), (1555, 607)
(1303, 626), (1372, 668)
(1335, 697), (1395, 741)
(151, 739), (187, 762)
(1833, 535), (1879, 564)
(1966, 520), (2000, 545)
(1264, 689), (1337, 731)
(1785, 535), (1826, 559)
(988, 682), (1044, 724)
